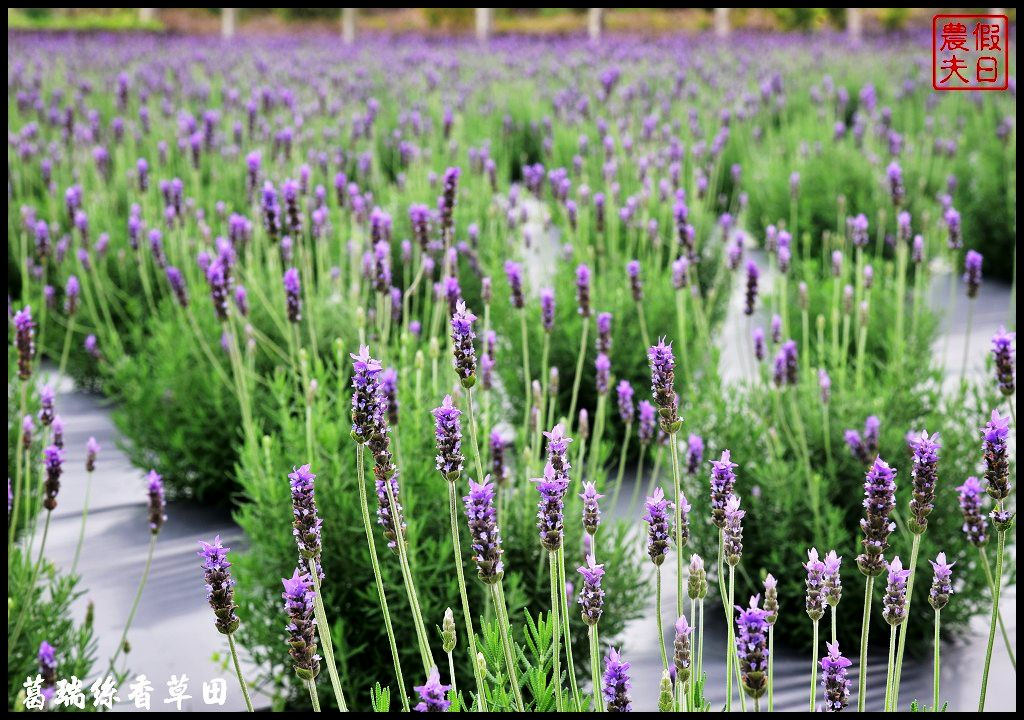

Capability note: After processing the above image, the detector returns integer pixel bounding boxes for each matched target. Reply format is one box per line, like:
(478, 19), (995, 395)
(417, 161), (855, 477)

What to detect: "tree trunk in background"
(476, 8), (493, 43)
(714, 8), (730, 38)
(221, 8), (237, 39)
(847, 8), (862, 42)
(342, 8), (356, 45)
(588, 8), (604, 42)
(138, 8), (155, 24)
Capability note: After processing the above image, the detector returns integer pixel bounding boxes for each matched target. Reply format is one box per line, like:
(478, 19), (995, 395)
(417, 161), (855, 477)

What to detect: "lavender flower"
(753, 327), (766, 362)
(14, 306), (35, 380)
(627, 260), (643, 302)
(581, 481), (603, 535)
(686, 434), (704, 475)
(381, 368), (399, 425)
(51, 416), (64, 449)
(283, 267), (302, 323)
(724, 494), (745, 566)
(648, 339), (681, 432)
(804, 548), (826, 621)
(413, 667), (451, 712)
(282, 569), (319, 680)
(990, 328), (1016, 396)
(857, 457), (897, 576)
(489, 431), (509, 485)
(544, 424), (573, 481)
(85, 436), (99, 472)
(957, 476), (988, 546)
(616, 380), (635, 424)
(38, 385), (55, 426)
(166, 266), (189, 307)
(710, 450), (738, 527)
(439, 166), (460, 237)
(596, 312), (613, 355)
(688, 555), (708, 600)
(146, 469), (166, 533)
(908, 430), (941, 533)
(431, 395), (463, 480)
(38, 641), (57, 704)
(463, 477), (504, 583)
(577, 554), (606, 626)
(602, 649), (632, 712)
(450, 300), (477, 387)
(643, 487), (674, 565)
(673, 615), (693, 684)
(928, 553), (955, 611)
(818, 369), (831, 404)
(505, 260), (524, 309)
(820, 641), (852, 712)
(823, 551), (842, 607)
(42, 445), (63, 511)
(595, 353), (611, 395)
(576, 264), (592, 317)
(638, 401), (656, 446)
(764, 574), (779, 625)
(744, 261), (759, 315)
(882, 556), (911, 625)
(206, 261), (230, 321)
(64, 275), (80, 315)
(350, 345), (384, 444)
(540, 288), (555, 332)
(199, 536), (240, 635)
(982, 409), (1011, 501)
(289, 464), (322, 560)
(963, 250), (982, 298)
(534, 463), (568, 552)
(735, 595), (769, 698)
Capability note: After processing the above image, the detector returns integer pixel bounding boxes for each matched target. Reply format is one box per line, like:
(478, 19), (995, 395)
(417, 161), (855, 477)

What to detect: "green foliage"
(7, 549), (98, 711)
(231, 357), (647, 708)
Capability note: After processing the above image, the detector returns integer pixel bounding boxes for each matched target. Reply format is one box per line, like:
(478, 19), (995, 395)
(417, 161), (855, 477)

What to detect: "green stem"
(656, 566), (669, 671)
(891, 532), (921, 706)
(857, 575), (875, 712)
(57, 314), (75, 379)
(567, 320), (590, 434)
(669, 435), (684, 618)
(977, 547), (1016, 669)
(70, 470), (93, 575)
(978, 528), (1006, 711)
(609, 422), (632, 512)
(491, 581), (525, 712)
(447, 481), (487, 710)
(107, 533), (158, 675)
(519, 310), (532, 438)
(549, 551), (564, 712)
(355, 446), (410, 711)
(556, 545), (582, 706)
(933, 609), (941, 712)
(767, 625), (774, 712)
(589, 624), (604, 711)
(959, 298), (975, 391)
(227, 632), (255, 712)
(725, 564), (735, 712)
(885, 623), (898, 711)
(306, 678), (321, 712)
(307, 558), (349, 711)
(809, 619), (819, 712)
(831, 604), (838, 646)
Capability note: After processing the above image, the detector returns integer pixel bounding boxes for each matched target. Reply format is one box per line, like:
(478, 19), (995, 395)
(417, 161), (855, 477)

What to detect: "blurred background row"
(8, 7), (1016, 37)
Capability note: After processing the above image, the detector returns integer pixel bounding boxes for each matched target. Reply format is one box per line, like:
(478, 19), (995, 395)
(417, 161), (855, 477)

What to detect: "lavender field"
(7, 12), (1017, 713)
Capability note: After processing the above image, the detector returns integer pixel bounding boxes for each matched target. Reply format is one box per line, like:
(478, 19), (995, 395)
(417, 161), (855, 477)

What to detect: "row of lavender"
(8, 30), (1016, 711)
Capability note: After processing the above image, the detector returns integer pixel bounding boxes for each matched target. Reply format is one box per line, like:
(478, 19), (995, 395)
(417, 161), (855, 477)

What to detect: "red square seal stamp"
(933, 14), (1009, 91)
